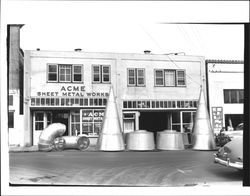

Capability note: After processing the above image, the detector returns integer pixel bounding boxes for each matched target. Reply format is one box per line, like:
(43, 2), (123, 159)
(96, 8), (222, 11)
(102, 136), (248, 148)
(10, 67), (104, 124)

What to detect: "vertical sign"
(211, 107), (223, 133)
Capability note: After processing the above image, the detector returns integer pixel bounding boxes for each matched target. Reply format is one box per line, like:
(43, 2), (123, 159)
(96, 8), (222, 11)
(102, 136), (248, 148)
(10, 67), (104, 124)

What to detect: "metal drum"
(156, 130), (185, 150)
(126, 130), (155, 151)
(53, 135), (90, 151)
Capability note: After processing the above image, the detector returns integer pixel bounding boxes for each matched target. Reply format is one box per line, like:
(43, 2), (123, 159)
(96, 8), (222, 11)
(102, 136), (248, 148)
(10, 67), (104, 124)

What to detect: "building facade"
(7, 24), (25, 146)
(21, 50), (206, 146)
(206, 59), (244, 134)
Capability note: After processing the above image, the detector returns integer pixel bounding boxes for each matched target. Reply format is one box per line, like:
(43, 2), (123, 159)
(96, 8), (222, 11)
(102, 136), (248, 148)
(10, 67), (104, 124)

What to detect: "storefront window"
(81, 109), (104, 135)
(71, 111), (80, 135)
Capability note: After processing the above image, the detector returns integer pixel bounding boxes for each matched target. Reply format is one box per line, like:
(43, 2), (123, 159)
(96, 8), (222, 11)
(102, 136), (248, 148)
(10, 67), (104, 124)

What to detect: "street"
(9, 150), (243, 187)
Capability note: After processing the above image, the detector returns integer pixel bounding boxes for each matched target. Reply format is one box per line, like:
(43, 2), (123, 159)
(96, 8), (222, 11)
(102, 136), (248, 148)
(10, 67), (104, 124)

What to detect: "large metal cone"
(96, 86), (125, 151)
(192, 87), (216, 150)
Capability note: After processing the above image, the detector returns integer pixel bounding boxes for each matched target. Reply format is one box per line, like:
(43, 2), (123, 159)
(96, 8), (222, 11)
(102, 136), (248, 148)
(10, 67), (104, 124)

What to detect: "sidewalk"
(9, 145), (97, 152)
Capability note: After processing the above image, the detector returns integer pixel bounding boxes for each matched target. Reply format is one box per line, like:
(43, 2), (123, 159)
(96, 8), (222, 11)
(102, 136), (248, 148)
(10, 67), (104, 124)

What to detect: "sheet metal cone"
(192, 87), (216, 150)
(96, 86), (125, 151)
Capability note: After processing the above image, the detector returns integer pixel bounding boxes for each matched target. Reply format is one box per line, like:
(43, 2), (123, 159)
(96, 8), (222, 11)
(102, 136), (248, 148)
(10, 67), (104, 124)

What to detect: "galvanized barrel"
(156, 130), (185, 150)
(126, 130), (155, 151)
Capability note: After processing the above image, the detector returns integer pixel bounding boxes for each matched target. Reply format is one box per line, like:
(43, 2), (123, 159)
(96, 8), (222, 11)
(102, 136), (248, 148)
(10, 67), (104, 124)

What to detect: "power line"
(139, 24), (202, 86)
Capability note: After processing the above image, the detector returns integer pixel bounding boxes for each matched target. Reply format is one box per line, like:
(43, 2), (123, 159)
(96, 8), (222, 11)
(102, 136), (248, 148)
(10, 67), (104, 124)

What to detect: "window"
(59, 64), (71, 82)
(48, 64), (58, 82)
(177, 70), (186, 86)
(81, 109), (104, 135)
(165, 70), (175, 86)
(127, 68), (145, 86)
(224, 89), (244, 104)
(92, 65), (110, 83)
(73, 65), (83, 82)
(8, 111), (14, 128)
(155, 70), (164, 86)
(71, 111), (80, 135)
(8, 95), (13, 106)
(154, 69), (186, 87)
(47, 64), (83, 83)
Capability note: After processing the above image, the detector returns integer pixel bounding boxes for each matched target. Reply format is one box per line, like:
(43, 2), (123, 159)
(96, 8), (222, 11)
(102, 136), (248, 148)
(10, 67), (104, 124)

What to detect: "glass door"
(33, 111), (52, 145)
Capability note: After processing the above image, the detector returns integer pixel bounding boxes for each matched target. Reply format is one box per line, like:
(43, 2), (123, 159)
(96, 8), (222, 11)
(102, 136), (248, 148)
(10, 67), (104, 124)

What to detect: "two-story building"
(22, 49), (205, 146)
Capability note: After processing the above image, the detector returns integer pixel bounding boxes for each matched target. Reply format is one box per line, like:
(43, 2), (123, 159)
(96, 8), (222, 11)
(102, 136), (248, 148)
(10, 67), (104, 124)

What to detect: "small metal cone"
(192, 88), (216, 150)
(97, 86), (125, 151)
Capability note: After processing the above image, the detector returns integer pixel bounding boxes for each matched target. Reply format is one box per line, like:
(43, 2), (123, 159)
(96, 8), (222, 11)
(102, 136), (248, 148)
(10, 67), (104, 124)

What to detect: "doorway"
(52, 111), (70, 136)
(139, 111), (171, 141)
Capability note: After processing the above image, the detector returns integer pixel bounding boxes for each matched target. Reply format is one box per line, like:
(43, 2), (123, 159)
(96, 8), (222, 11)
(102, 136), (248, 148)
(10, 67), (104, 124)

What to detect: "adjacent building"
(206, 59), (244, 134)
(7, 24), (25, 146)
(22, 49), (205, 146)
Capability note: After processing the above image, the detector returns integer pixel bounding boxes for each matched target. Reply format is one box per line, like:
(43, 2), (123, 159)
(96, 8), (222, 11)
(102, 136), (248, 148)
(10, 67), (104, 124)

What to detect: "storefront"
(29, 87), (108, 145)
(122, 99), (197, 142)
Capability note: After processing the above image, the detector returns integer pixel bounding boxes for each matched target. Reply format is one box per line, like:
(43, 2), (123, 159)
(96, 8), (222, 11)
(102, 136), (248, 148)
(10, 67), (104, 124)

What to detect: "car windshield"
(235, 123), (243, 130)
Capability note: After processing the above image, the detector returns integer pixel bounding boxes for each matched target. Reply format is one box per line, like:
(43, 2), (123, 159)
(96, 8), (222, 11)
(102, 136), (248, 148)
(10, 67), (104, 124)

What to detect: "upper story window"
(154, 69), (186, 87)
(92, 65), (110, 83)
(224, 89), (244, 104)
(8, 111), (14, 128)
(47, 64), (83, 83)
(8, 95), (13, 106)
(127, 68), (145, 86)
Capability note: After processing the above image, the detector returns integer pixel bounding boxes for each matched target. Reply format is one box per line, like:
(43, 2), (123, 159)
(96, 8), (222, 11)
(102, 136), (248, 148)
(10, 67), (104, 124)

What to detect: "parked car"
(214, 137), (243, 170)
(215, 123), (243, 147)
(222, 123), (243, 139)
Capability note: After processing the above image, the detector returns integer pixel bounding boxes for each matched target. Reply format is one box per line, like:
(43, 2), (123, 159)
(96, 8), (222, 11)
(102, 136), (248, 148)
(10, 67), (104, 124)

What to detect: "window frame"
(224, 89), (244, 104)
(8, 111), (14, 128)
(102, 65), (111, 83)
(176, 70), (186, 86)
(47, 64), (58, 83)
(127, 68), (136, 86)
(137, 68), (145, 86)
(47, 64), (84, 83)
(72, 64), (83, 83)
(92, 64), (111, 84)
(154, 69), (164, 86)
(164, 69), (176, 87)
(59, 64), (72, 83)
(154, 69), (186, 87)
(8, 95), (14, 106)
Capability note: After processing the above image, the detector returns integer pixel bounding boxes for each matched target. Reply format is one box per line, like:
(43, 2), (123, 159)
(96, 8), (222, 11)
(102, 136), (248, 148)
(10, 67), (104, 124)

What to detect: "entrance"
(139, 111), (170, 132)
(139, 111), (171, 141)
(52, 111), (70, 136)
(33, 111), (52, 145)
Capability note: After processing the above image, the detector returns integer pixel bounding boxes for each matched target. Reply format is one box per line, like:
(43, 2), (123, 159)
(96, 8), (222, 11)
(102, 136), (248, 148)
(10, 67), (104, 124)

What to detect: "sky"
(1, 0), (249, 60)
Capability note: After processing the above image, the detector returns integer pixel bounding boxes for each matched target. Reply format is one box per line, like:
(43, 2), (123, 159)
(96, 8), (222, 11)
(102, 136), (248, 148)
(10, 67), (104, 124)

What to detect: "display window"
(70, 109), (105, 136)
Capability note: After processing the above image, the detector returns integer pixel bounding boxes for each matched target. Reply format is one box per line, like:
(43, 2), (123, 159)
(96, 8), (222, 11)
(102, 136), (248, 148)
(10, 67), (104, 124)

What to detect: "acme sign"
(36, 85), (109, 97)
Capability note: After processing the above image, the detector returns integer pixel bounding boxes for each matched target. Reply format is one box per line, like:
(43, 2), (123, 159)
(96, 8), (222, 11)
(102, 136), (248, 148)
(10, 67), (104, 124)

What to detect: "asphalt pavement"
(9, 149), (243, 187)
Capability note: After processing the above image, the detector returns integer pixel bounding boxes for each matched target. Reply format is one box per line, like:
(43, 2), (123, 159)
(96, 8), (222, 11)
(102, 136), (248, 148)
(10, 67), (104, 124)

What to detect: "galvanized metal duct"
(97, 86), (125, 151)
(53, 135), (90, 151)
(126, 130), (155, 151)
(156, 130), (185, 150)
(192, 87), (216, 150)
(38, 123), (66, 152)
